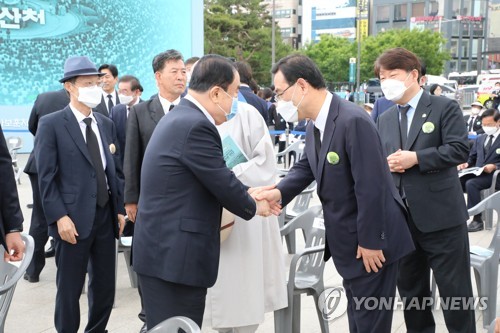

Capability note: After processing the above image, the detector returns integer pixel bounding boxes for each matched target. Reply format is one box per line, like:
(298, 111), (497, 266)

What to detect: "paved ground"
(6, 153), (494, 332)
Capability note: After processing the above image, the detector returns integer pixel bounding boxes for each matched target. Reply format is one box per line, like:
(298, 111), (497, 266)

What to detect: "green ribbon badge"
(422, 122), (435, 134)
(496, 148), (500, 155)
(327, 152), (340, 165)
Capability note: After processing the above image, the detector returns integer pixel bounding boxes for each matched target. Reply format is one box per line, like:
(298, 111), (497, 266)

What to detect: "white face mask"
(380, 72), (414, 102)
(482, 126), (498, 136)
(118, 94), (134, 105)
(471, 107), (481, 116)
(276, 85), (304, 123)
(76, 86), (102, 108)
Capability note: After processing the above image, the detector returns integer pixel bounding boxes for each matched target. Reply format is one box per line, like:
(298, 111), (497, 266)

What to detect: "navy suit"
(0, 125), (23, 251)
(461, 134), (500, 210)
(35, 106), (125, 332)
(277, 93), (414, 332)
(378, 92), (475, 332)
(239, 86), (269, 124)
(133, 98), (256, 329)
(371, 96), (395, 123)
(24, 89), (69, 279)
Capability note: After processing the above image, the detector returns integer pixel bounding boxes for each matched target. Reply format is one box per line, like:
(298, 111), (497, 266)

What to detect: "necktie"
(399, 105), (411, 149)
(169, 104), (175, 111)
(107, 94), (114, 112)
(83, 118), (109, 207)
(314, 126), (321, 162)
(485, 135), (494, 154)
(468, 116), (475, 131)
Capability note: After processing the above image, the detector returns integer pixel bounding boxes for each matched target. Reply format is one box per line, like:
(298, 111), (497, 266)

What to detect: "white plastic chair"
(480, 169), (500, 230)
(275, 206), (329, 333)
(0, 234), (34, 333)
(276, 140), (304, 170)
(147, 316), (200, 332)
(6, 137), (22, 185)
(468, 191), (500, 328)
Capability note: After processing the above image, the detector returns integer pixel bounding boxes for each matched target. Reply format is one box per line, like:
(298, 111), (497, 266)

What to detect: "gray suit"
(377, 91), (475, 333)
(124, 96), (165, 204)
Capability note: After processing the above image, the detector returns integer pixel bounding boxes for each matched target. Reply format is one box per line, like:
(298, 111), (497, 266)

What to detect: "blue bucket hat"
(59, 56), (104, 83)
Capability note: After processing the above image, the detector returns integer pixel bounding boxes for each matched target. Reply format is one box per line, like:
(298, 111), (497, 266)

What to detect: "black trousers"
(54, 203), (116, 333)
(398, 214), (476, 333)
(343, 261), (398, 333)
(26, 173), (49, 278)
(137, 274), (207, 330)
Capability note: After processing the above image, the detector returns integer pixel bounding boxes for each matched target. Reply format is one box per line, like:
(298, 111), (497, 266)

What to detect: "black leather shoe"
(467, 220), (484, 232)
(44, 245), (55, 258)
(23, 273), (39, 283)
(139, 323), (147, 333)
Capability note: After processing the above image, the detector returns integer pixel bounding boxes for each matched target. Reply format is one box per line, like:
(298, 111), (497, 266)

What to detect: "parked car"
(364, 78), (383, 103)
(476, 81), (500, 109)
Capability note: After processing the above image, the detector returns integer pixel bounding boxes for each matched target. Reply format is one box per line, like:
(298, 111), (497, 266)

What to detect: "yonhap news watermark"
(318, 287), (488, 321)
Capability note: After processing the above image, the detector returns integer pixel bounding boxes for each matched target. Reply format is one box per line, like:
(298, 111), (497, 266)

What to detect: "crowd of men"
(3, 46), (500, 333)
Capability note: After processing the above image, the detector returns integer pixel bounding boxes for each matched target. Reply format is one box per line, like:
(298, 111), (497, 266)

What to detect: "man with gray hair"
(123, 49), (186, 333)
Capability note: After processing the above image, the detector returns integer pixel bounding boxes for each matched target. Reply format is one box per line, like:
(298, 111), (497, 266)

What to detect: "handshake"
(248, 185), (283, 217)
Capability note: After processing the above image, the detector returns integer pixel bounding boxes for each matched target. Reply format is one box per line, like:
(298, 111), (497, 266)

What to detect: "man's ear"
(296, 78), (309, 94)
(209, 86), (222, 104)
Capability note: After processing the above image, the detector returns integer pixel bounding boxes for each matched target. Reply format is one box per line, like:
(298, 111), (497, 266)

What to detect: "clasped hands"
(248, 185), (282, 217)
(387, 149), (418, 173)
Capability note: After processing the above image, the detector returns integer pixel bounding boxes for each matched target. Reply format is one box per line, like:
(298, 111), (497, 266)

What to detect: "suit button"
(91, 194), (96, 198)
(380, 232), (385, 240)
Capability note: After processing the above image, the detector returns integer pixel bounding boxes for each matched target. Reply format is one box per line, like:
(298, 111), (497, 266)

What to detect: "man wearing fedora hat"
(35, 55), (126, 333)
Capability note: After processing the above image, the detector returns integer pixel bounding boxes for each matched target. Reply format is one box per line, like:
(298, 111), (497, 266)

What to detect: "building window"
(450, 40), (459, 57)
(377, 5), (390, 22)
(394, 4), (407, 21)
(298, 15), (302, 24)
(280, 28), (292, 38)
(376, 22), (391, 33)
(412, 2), (425, 17)
(275, 9), (292, 19)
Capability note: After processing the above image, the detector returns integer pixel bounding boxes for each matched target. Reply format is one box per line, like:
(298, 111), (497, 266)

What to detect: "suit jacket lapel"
(406, 92), (431, 150)
(485, 135), (500, 160)
(149, 96), (165, 124)
(63, 107), (93, 166)
(317, 95), (340, 186)
(305, 122), (318, 177)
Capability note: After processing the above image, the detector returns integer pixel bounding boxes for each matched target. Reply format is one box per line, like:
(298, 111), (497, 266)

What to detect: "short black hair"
(429, 84), (440, 95)
(152, 49), (184, 73)
(118, 75), (142, 92)
(189, 54), (236, 93)
(98, 64), (118, 78)
(374, 48), (421, 79)
(481, 108), (500, 122)
(271, 54), (326, 89)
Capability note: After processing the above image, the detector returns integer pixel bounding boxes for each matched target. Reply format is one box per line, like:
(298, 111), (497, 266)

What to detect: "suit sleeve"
(35, 117), (67, 224)
(416, 100), (470, 172)
(346, 116), (391, 250)
(28, 97), (40, 136)
(467, 138), (479, 166)
(123, 107), (141, 204)
(0, 125), (23, 234)
(110, 122), (126, 214)
(276, 149), (315, 207)
(181, 121), (256, 220)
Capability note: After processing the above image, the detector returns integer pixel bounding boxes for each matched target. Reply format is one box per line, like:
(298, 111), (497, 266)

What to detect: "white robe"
(203, 102), (288, 329)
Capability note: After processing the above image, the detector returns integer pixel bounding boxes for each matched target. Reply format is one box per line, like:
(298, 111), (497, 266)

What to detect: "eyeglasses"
(275, 83), (296, 101)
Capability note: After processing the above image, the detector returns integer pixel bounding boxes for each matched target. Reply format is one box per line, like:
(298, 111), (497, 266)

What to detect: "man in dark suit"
(464, 102), (485, 135)
(23, 88), (69, 282)
(345, 88), (355, 102)
(371, 96), (395, 123)
(257, 54), (414, 332)
(0, 124), (25, 262)
(376, 48), (475, 333)
(132, 54), (275, 329)
(459, 108), (500, 231)
(110, 75), (143, 166)
(35, 56), (126, 333)
(124, 49), (186, 332)
(234, 61), (269, 124)
(93, 64), (120, 116)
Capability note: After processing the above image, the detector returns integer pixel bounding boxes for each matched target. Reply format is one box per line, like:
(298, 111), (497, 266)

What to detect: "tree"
(204, 0), (294, 86)
(304, 35), (356, 83)
(303, 28), (450, 84)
